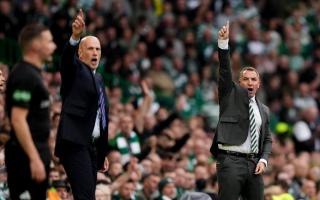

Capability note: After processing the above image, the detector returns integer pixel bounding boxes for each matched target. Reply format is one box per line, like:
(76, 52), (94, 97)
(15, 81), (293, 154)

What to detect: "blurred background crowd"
(0, 0), (320, 199)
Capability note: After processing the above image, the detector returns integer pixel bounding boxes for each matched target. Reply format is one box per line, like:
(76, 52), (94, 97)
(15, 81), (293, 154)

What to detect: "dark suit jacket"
(55, 42), (109, 169)
(210, 48), (272, 161)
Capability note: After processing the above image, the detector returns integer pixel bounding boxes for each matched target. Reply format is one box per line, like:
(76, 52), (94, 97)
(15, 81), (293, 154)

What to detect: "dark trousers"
(216, 153), (264, 200)
(59, 141), (97, 200)
(5, 141), (50, 200)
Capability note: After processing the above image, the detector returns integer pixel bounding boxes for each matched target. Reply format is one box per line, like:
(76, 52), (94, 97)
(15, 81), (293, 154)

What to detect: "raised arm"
(60, 9), (86, 79)
(218, 21), (233, 101)
(134, 79), (154, 133)
(71, 9), (85, 41)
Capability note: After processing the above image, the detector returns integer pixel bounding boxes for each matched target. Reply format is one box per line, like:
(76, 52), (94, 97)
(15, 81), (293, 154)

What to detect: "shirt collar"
(250, 96), (256, 103)
(162, 195), (172, 200)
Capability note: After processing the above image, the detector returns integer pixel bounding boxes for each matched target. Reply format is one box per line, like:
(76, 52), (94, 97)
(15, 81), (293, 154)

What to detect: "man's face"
(78, 36), (101, 70)
(239, 70), (260, 97)
(145, 175), (160, 193)
(39, 30), (56, 62)
(120, 182), (135, 199)
(162, 183), (177, 198)
(56, 187), (69, 200)
(120, 116), (134, 135)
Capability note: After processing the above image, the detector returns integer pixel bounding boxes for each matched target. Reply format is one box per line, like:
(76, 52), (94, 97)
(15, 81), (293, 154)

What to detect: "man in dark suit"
(55, 9), (109, 200)
(210, 22), (272, 200)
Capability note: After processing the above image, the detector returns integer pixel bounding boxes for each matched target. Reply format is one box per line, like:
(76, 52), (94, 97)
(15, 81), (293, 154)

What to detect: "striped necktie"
(249, 99), (258, 153)
(98, 87), (107, 131)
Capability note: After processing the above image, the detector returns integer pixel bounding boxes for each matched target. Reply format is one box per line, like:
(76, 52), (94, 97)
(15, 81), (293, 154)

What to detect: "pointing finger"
(79, 8), (84, 19)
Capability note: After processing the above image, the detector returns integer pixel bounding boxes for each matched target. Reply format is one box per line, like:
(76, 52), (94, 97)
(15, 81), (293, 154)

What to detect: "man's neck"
(23, 54), (43, 69)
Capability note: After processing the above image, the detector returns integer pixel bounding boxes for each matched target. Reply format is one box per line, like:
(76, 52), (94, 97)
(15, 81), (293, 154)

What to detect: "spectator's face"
(96, 186), (111, 200)
(49, 170), (60, 183)
(162, 183), (177, 198)
(282, 164), (295, 179)
(144, 115), (156, 130)
(239, 69), (260, 97)
(108, 162), (123, 178)
(194, 165), (209, 180)
(120, 182), (135, 200)
(184, 172), (195, 190)
(294, 161), (309, 178)
(78, 36), (101, 70)
(162, 157), (176, 172)
(0, 171), (6, 183)
(144, 175), (160, 194)
(108, 151), (122, 163)
(120, 116), (134, 135)
(56, 187), (69, 200)
(149, 154), (162, 173)
(302, 180), (316, 198)
(174, 168), (186, 187)
(141, 159), (153, 174)
(0, 1), (11, 15)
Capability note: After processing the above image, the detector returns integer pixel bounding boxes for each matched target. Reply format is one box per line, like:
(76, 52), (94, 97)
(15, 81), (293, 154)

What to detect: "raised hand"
(71, 9), (85, 40)
(218, 21), (229, 40)
(141, 79), (151, 96)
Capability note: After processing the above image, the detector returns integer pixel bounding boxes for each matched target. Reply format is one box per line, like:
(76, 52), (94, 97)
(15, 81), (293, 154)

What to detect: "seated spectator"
(51, 180), (72, 200)
(109, 115), (142, 164)
(96, 183), (112, 200)
(156, 177), (177, 200)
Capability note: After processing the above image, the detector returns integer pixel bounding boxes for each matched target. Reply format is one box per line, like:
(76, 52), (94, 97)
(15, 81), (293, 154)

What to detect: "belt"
(218, 149), (258, 159)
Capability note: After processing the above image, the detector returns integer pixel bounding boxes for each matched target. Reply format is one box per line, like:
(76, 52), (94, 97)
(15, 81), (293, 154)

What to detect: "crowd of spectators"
(0, 0), (320, 199)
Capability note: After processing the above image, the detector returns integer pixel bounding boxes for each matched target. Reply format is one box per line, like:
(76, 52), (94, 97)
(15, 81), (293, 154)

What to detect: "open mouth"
(91, 58), (98, 62)
(248, 88), (253, 92)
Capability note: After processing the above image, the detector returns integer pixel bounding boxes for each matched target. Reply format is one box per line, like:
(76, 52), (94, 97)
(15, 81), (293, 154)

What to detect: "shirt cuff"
(259, 158), (267, 167)
(218, 39), (229, 50)
(69, 37), (80, 46)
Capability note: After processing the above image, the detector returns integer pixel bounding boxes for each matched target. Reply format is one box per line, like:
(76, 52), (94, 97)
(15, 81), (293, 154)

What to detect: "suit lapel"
(256, 99), (265, 151)
(82, 62), (99, 95)
(256, 99), (265, 131)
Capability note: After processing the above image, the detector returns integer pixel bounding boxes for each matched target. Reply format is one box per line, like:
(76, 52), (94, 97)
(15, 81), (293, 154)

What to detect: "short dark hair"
(18, 23), (49, 52)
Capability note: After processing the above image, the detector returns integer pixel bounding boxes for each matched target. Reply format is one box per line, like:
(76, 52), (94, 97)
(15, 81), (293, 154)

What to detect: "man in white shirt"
(210, 21), (272, 200)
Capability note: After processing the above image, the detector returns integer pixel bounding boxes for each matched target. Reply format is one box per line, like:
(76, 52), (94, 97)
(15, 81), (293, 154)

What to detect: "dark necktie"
(98, 87), (107, 131)
(249, 99), (258, 153)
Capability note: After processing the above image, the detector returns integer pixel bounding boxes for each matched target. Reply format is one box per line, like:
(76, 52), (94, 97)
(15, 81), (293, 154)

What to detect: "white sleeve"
(218, 39), (229, 49)
(69, 37), (80, 46)
(259, 158), (268, 167)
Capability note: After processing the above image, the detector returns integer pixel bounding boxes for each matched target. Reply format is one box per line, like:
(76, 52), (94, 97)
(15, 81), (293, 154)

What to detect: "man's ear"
(257, 79), (261, 89)
(78, 48), (82, 59)
(32, 39), (41, 53)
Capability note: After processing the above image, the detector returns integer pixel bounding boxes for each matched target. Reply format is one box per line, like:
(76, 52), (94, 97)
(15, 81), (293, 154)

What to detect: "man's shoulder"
(259, 101), (270, 115)
(9, 63), (39, 83)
